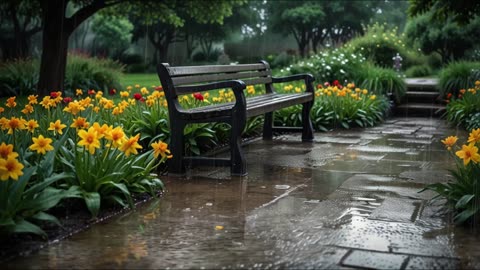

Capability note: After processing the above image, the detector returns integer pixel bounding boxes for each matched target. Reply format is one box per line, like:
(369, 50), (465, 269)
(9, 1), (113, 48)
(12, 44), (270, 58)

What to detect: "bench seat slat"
(168, 63), (267, 76)
(172, 70), (271, 86)
(179, 93), (312, 121)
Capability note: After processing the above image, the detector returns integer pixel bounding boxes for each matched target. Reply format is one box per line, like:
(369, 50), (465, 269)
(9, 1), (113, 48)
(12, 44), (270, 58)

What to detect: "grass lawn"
(120, 73), (160, 88)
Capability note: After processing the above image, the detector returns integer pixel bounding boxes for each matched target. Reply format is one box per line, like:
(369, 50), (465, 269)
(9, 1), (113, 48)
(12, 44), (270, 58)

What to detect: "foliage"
(405, 64), (434, 78)
(438, 61), (480, 97)
(280, 47), (367, 84)
(445, 82), (480, 128)
(280, 46), (406, 102)
(0, 55), (124, 97)
(354, 63), (407, 103)
(91, 13), (133, 59)
(424, 129), (480, 224)
(274, 82), (390, 131)
(0, 88), (169, 236)
(346, 22), (423, 69)
(409, 0), (480, 24)
(268, 0), (325, 57)
(0, 58), (39, 97)
(466, 113), (480, 131)
(405, 11), (480, 64)
(65, 53), (124, 96)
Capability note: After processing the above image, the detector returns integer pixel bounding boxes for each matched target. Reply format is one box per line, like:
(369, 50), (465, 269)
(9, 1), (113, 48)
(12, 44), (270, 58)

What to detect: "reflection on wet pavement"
(6, 117), (479, 269)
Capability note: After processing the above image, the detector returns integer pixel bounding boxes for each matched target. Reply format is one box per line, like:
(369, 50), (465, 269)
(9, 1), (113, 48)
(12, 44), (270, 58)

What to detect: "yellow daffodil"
(92, 122), (111, 139)
(78, 127), (101, 154)
(0, 142), (18, 159)
(0, 156), (24, 181)
(105, 126), (126, 148)
(468, 128), (480, 144)
(6, 97), (16, 108)
(21, 104), (34, 115)
(120, 134), (142, 157)
(70, 117), (89, 130)
(456, 143), (480, 166)
(442, 136), (458, 150)
(6, 117), (26, 134)
(29, 135), (54, 155)
(26, 119), (39, 133)
(28, 94), (38, 105)
(48, 120), (66, 135)
(151, 140), (173, 159)
(63, 100), (86, 115)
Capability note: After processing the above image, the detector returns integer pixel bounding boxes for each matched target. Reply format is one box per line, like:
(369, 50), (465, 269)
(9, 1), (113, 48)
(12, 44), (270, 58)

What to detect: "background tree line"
(1, 0), (480, 96)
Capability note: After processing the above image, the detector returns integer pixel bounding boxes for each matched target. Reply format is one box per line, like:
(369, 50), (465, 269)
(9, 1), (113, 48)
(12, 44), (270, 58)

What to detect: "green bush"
(64, 54), (124, 96)
(354, 63), (407, 102)
(438, 61), (480, 97)
(0, 55), (124, 97)
(405, 64), (433, 77)
(0, 59), (39, 97)
(466, 112), (480, 131)
(280, 47), (366, 84)
(345, 23), (423, 69)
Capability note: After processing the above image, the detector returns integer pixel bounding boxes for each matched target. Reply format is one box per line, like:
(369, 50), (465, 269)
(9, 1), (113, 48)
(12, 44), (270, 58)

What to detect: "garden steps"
(394, 78), (445, 117)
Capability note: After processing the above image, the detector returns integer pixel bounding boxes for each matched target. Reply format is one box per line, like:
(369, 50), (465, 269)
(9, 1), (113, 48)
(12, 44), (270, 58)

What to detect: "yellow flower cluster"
(0, 142), (24, 181)
(442, 128), (480, 165)
(313, 83), (376, 101)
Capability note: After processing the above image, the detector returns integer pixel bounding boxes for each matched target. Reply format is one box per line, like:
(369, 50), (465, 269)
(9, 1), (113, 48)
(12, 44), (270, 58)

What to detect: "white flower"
(340, 69), (345, 74)
(326, 65), (331, 70)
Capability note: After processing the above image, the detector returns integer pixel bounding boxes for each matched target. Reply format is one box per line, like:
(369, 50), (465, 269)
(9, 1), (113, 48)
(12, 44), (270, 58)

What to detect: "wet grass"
(120, 73), (159, 88)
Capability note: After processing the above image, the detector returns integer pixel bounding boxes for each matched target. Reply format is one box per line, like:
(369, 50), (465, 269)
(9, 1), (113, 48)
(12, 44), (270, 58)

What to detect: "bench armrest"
(272, 74), (315, 92)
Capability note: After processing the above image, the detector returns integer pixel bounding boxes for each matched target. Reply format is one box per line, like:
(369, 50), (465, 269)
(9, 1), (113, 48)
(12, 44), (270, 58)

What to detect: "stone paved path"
(6, 117), (480, 269)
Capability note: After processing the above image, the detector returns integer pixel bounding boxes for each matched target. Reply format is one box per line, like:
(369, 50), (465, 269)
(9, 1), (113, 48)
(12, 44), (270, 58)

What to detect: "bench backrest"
(157, 61), (274, 100)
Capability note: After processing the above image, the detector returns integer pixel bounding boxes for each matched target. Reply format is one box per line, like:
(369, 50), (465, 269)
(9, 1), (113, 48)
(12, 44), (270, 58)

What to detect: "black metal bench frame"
(157, 60), (315, 176)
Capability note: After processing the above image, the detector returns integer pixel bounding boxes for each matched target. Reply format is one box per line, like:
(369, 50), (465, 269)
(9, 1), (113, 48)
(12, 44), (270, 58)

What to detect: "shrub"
(280, 47), (366, 84)
(346, 22), (423, 69)
(405, 64), (433, 78)
(438, 61), (480, 97)
(466, 113), (480, 131)
(0, 59), (39, 97)
(0, 55), (124, 97)
(64, 54), (124, 96)
(354, 63), (407, 103)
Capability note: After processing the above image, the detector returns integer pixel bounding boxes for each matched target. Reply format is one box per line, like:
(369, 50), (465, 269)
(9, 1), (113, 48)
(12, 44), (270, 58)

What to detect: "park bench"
(157, 60), (315, 176)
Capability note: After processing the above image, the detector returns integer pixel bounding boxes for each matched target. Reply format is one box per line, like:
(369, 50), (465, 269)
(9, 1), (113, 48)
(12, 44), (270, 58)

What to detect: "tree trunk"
(37, 1), (72, 97)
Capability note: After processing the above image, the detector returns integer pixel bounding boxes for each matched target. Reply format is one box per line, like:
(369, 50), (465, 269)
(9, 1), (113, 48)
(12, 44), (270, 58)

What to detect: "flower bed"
(0, 81), (390, 238)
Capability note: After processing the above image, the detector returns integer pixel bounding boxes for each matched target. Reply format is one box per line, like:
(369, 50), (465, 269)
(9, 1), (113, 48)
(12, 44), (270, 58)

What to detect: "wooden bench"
(157, 61), (315, 176)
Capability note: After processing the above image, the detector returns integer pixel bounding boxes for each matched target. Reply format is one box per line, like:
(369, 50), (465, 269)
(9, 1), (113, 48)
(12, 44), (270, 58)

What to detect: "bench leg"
(168, 122), (186, 175)
(263, 112), (273, 140)
(231, 116), (247, 176)
(302, 102), (314, 142)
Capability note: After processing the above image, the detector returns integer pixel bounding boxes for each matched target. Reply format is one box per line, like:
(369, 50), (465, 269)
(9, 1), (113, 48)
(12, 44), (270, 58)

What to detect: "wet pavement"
(6, 117), (480, 269)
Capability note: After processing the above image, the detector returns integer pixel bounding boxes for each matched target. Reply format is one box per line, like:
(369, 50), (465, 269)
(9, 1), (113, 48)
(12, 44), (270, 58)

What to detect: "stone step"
(404, 78), (439, 91)
(393, 103), (446, 118)
(403, 91), (441, 103)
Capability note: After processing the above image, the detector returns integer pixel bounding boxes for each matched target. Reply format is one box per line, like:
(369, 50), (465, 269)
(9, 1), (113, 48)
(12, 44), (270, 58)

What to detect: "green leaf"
(455, 194), (475, 209)
(84, 192), (101, 217)
(31, 212), (61, 227)
(0, 218), (15, 227)
(454, 208), (477, 224)
(12, 219), (46, 237)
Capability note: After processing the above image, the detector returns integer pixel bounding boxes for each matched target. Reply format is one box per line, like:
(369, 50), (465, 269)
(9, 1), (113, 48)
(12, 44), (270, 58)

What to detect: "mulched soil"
(0, 192), (162, 263)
